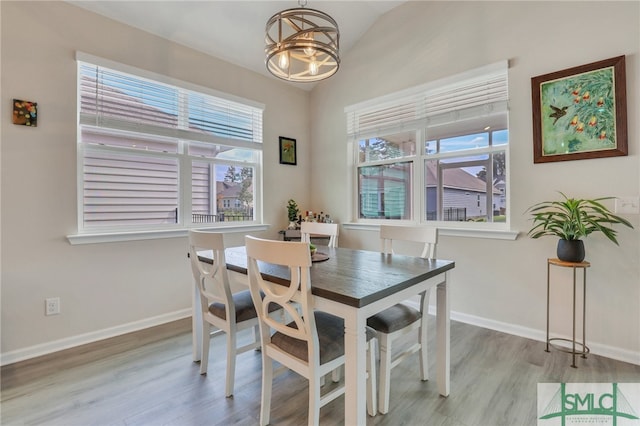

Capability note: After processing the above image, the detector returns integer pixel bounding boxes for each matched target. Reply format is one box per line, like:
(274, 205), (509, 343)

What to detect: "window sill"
(342, 222), (520, 240)
(67, 223), (269, 245)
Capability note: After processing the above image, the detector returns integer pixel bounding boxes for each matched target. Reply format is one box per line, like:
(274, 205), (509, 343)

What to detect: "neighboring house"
(425, 162), (502, 221)
(216, 181), (253, 212)
(493, 177), (507, 215)
(360, 160), (502, 221)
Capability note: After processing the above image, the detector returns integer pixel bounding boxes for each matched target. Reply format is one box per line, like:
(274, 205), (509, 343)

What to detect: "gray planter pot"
(557, 239), (585, 262)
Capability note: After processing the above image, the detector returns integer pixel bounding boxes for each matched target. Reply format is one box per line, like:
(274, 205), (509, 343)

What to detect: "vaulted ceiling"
(67, 1), (405, 88)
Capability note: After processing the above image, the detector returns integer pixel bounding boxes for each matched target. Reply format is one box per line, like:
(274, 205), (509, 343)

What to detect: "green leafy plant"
(286, 199), (299, 222)
(527, 192), (633, 244)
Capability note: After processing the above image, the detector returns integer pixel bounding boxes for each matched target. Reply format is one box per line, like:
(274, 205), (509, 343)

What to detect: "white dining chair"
(245, 236), (377, 425)
(300, 221), (339, 248)
(302, 220), (358, 386)
(188, 230), (279, 397)
(366, 225), (438, 414)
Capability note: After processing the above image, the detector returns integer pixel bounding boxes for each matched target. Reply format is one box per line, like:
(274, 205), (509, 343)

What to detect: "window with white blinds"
(346, 61), (510, 226)
(346, 61), (508, 140)
(76, 54), (263, 232)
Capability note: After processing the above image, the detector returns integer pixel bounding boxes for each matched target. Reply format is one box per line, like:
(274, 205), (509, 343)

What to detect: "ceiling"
(67, 1), (405, 88)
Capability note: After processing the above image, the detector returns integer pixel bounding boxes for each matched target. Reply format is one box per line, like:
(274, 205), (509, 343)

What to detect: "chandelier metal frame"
(265, 2), (340, 83)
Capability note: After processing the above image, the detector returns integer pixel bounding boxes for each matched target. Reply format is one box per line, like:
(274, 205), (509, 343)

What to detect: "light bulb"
(278, 52), (289, 70)
(303, 33), (316, 56)
(309, 57), (319, 76)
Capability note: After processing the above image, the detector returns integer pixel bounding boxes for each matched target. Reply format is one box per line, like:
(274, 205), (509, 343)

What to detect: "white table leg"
(436, 272), (450, 397)
(343, 311), (367, 425)
(192, 277), (202, 362)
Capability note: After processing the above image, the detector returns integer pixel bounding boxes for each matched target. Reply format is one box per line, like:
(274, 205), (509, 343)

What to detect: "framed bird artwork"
(531, 56), (627, 163)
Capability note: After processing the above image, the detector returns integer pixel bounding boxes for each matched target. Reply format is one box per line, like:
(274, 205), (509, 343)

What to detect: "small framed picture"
(531, 56), (627, 163)
(279, 136), (297, 165)
(13, 99), (38, 127)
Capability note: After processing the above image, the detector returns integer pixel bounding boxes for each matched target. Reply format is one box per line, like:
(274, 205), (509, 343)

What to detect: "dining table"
(192, 244), (455, 425)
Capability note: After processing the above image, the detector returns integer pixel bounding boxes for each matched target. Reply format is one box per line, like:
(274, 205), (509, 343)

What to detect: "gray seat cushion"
(367, 303), (421, 334)
(271, 311), (377, 365)
(209, 290), (277, 322)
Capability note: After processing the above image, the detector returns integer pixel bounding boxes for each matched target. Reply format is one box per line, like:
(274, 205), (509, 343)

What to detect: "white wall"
(1, 1), (638, 366)
(309, 1), (640, 363)
(0, 1), (312, 362)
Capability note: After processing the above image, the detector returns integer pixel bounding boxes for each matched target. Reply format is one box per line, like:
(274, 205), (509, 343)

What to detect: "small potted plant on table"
(526, 192), (633, 262)
(286, 199), (299, 229)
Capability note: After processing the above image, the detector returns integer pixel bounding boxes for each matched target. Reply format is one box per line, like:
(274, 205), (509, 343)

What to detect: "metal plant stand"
(545, 258), (591, 368)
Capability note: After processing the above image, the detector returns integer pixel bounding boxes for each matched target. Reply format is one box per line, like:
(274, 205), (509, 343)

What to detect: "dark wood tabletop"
(201, 245), (454, 309)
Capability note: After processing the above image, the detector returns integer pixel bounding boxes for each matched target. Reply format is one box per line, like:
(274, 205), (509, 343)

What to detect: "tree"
(476, 152), (506, 182)
(224, 166), (238, 183)
(237, 183), (253, 211)
(359, 138), (403, 162)
(237, 167), (253, 210)
(240, 167), (253, 181)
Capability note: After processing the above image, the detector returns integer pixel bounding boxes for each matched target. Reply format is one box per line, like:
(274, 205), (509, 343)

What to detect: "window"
(425, 129), (508, 223)
(346, 61), (509, 228)
(76, 53), (263, 233)
(357, 132), (415, 219)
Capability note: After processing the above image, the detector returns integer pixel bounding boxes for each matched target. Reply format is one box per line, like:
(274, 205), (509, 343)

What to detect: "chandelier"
(265, 0), (340, 83)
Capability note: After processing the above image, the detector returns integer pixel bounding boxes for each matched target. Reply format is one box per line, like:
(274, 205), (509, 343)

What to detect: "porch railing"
(426, 207), (467, 221)
(192, 212), (253, 223)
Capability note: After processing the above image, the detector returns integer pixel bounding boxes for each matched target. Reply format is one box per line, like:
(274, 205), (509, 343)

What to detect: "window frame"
(69, 53), (265, 243)
(346, 61), (514, 236)
(422, 128), (509, 225)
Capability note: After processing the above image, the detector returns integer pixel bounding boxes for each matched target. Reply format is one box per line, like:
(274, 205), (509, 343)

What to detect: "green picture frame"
(531, 56), (627, 163)
(279, 136), (297, 165)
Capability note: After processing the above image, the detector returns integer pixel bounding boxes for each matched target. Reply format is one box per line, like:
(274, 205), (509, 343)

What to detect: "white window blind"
(79, 63), (263, 146)
(76, 54), (263, 231)
(346, 61), (508, 139)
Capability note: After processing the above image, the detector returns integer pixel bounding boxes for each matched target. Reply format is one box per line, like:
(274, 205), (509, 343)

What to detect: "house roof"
(216, 181), (253, 198)
(425, 161), (501, 194)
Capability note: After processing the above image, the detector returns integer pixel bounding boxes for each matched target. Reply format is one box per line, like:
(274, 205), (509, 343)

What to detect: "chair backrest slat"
(379, 225), (438, 259)
(300, 222), (339, 248)
(188, 230), (233, 311)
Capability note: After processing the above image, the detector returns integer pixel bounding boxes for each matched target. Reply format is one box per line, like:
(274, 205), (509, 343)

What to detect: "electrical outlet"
(45, 297), (60, 316)
(615, 196), (640, 214)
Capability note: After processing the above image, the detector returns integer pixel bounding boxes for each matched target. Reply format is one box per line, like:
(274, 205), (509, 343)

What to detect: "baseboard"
(0, 308), (192, 366)
(4, 304), (638, 367)
(423, 305), (640, 366)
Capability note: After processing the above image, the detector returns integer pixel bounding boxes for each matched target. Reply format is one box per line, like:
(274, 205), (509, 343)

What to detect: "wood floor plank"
(2, 318), (639, 426)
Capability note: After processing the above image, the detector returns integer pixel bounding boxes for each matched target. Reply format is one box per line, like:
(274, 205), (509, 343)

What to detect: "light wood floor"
(2, 317), (639, 426)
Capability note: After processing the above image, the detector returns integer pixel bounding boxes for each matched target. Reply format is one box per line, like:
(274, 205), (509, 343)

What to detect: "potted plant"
(286, 199), (299, 229)
(526, 192), (633, 262)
